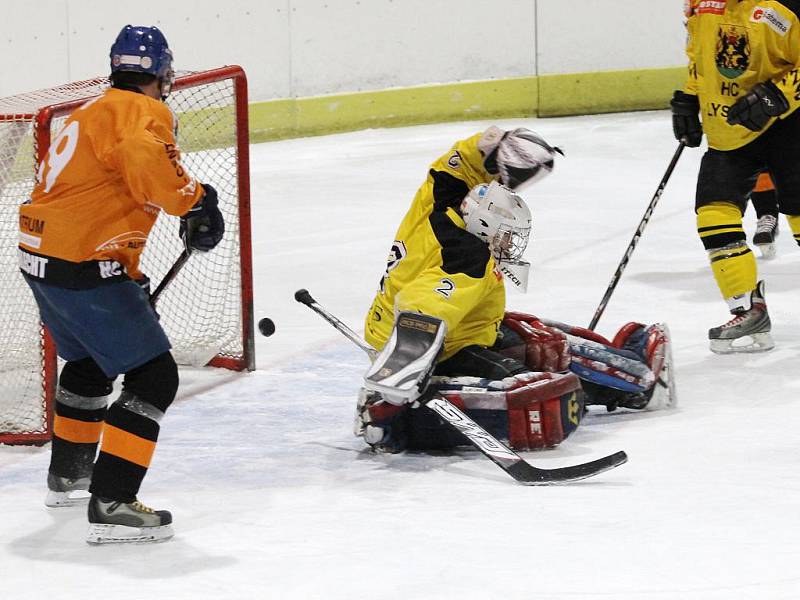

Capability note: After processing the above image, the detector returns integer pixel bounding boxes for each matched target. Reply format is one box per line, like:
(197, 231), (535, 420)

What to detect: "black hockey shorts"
(696, 110), (800, 216)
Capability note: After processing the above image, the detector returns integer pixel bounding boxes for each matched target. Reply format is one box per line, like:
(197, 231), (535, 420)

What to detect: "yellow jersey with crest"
(364, 133), (507, 360)
(684, 0), (800, 150)
(18, 87), (203, 285)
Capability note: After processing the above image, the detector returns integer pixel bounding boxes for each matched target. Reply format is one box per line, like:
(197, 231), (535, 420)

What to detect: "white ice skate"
(86, 496), (174, 545)
(709, 281), (774, 354)
(753, 214), (778, 260)
(45, 473), (91, 508)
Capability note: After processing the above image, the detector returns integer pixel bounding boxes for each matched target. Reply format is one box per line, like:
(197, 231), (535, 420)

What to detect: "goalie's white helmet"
(461, 181), (532, 262)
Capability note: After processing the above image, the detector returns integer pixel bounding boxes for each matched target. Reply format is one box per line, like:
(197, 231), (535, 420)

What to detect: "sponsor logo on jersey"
(95, 232), (147, 252)
(98, 260), (124, 279)
(750, 7), (791, 35)
(696, 0), (726, 15)
(715, 25), (750, 79)
(447, 150), (462, 169)
(19, 232), (42, 249)
(19, 215), (45, 234)
(18, 249), (48, 278)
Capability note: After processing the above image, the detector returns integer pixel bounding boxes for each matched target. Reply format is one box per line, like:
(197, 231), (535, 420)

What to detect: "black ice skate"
(86, 495), (173, 545)
(709, 281), (774, 354)
(45, 473), (91, 508)
(753, 214), (778, 260)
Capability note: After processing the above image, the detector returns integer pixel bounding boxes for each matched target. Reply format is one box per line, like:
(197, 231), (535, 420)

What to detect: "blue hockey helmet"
(109, 25), (174, 95)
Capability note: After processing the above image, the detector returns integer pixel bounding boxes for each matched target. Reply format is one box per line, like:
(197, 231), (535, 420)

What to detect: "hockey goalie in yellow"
(356, 128), (675, 456)
(364, 131), (508, 360)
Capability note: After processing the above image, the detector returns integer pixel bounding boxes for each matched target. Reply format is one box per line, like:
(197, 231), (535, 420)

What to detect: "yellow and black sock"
(697, 202), (757, 302)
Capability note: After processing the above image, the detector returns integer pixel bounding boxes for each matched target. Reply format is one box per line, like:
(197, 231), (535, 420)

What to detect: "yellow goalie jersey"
(364, 133), (506, 361)
(684, 0), (800, 150)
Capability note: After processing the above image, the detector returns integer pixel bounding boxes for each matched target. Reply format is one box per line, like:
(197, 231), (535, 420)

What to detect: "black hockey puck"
(258, 317), (276, 337)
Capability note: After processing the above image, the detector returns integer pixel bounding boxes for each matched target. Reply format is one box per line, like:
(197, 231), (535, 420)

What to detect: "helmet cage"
(491, 223), (531, 263)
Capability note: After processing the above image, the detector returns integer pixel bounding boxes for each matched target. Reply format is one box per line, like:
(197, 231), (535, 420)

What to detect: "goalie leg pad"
(567, 336), (655, 392)
(431, 371), (584, 450)
(615, 322), (677, 410)
(583, 323), (677, 411)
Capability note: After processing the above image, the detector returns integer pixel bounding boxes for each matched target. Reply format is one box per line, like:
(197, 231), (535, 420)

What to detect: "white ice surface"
(3, 112), (800, 599)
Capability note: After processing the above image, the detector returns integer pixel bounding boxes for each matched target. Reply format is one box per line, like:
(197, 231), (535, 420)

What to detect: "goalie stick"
(294, 288), (628, 485)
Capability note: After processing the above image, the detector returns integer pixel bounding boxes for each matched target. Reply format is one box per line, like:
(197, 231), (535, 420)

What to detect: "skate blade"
(45, 489), (91, 508)
(756, 243), (777, 260)
(709, 332), (775, 354)
(86, 523), (174, 545)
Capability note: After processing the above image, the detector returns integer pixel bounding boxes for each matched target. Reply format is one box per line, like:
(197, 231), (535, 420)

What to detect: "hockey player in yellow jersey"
(18, 25), (224, 544)
(356, 128), (676, 454)
(671, 0), (800, 353)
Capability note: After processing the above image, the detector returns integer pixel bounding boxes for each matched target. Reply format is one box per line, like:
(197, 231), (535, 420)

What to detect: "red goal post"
(0, 66), (254, 445)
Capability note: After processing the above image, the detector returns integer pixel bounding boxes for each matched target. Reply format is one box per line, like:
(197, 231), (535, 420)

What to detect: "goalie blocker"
(359, 311), (584, 452)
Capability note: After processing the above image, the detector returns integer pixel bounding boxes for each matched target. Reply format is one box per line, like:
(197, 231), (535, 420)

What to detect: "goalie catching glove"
(477, 126), (563, 191)
(179, 183), (225, 253)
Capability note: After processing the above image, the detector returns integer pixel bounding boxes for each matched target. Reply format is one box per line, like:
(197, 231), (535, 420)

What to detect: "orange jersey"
(753, 171), (776, 191)
(18, 87), (202, 286)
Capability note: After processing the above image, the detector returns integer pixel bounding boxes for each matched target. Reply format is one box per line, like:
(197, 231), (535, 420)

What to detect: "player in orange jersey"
(18, 25), (224, 544)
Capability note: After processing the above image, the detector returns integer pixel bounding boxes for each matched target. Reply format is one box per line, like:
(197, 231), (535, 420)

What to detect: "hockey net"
(0, 66), (254, 445)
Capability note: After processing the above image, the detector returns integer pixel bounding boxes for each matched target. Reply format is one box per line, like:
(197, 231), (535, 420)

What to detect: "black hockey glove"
(180, 183), (225, 253)
(670, 90), (703, 147)
(726, 81), (789, 132)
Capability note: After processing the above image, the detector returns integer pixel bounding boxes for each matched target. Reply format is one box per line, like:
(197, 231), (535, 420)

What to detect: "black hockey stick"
(588, 141), (686, 331)
(294, 288), (628, 485)
(150, 248), (191, 307)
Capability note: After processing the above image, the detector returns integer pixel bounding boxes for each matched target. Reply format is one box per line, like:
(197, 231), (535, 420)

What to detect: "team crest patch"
(716, 25), (750, 79)
(697, 0), (726, 15)
(750, 7), (791, 36)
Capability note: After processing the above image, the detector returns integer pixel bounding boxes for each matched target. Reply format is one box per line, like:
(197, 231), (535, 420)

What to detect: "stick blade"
(508, 450), (628, 485)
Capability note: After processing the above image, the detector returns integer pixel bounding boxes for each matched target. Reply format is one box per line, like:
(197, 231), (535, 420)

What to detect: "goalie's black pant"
(435, 324), (528, 380)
